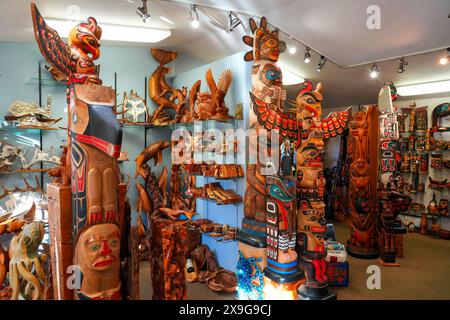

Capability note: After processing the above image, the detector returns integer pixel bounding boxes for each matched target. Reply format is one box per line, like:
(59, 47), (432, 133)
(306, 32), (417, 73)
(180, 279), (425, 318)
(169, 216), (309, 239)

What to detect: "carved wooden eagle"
(205, 68), (232, 113)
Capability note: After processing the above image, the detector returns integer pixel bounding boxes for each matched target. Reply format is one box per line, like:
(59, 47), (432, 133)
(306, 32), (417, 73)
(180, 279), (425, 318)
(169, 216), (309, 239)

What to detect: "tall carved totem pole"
(237, 17), (300, 299)
(31, 4), (124, 299)
(295, 82), (348, 299)
(377, 84), (411, 265)
(346, 106), (379, 259)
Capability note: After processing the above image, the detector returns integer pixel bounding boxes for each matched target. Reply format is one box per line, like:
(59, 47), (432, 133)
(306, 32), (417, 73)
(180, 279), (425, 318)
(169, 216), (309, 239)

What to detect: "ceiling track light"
(136, 0), (150, 23)
(188, 5), (200, 29)
(304, 47), (311, 63)
(439, 47), (450, 65)
(370, 63), (379, 78)
(228, 11), (242, 32)
(317, 55), (327, 72)
(398, 57), (408, 73)
(288, 38), (297, 55)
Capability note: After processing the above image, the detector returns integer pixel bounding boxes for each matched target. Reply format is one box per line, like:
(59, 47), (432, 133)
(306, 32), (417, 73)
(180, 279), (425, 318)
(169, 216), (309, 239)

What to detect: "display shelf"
(196, 196), (242, 206)
(0, 121), (65, 132)
(190, 175), (243, 180)
(202, 232), (237, 243)
(16, 168), (52, 173)
(27, 77), (65, 87)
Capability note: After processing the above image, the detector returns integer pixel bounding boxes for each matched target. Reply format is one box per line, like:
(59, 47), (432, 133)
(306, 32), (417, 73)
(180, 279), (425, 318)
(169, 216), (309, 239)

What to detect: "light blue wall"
(172, 51), (252, 271)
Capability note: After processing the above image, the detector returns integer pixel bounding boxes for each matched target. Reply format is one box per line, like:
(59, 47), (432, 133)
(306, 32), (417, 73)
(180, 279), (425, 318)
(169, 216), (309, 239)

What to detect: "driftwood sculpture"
(21, 145), (60, 169)
(135, 141), (169, 217)
(0, 175), (42, 200)
(0, 141), (25, 172)
(149, 48), (186, 125)
(9, 222), (47, 300)
(5, 96), (62, 129)
(31, 3), (124, 299)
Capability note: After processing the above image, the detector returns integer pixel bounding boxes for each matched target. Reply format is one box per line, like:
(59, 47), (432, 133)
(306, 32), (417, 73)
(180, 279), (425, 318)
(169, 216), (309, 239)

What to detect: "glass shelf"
(202, 232), (237, 243)
(196, 197), (242, 206)
(123, 118), (244, 132)
(0, 121), (65, 131)
(28, 77), (66, 87)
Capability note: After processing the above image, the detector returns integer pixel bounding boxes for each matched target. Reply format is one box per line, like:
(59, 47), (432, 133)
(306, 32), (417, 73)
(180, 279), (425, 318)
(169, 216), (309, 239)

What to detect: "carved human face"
(260, 63), (282, 87)
(259, 33), (283, 61)
(297, 200), (327, 235)
(297, 143), (323, 167)
(296, 92), (323, 120)
(76, 223), (120, 272)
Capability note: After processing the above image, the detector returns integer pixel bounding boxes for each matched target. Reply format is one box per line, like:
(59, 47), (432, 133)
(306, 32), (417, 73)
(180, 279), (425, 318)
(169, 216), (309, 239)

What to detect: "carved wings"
(205, 69), (232, 95)
(249, 92), (297, 140)
(30, 3), (72, 77)
(217, 70), (232, 94)
(320, 111), (350, 139)
(205, 69), (217, 94)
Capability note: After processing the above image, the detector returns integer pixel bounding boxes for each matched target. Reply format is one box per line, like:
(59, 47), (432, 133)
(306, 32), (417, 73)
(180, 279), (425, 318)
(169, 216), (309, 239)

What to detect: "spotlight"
(228, 11), (242, 32)
(439, 48), (450, 65)
(398, 57), (408, 73)
(317, 55), (327, 72)
(288, 39), (297, 55)
(188, 5), (200, 29)
(136, 0), (150, 23)
(370, 64), (379, 78)
(304, 47), (311, 63)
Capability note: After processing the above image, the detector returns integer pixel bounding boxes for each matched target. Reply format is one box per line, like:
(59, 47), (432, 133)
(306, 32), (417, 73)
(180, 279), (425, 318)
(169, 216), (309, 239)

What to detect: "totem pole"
(377, 83), (410, 265)
(31, 4), (124, 299)
(237, 16), (300, 299)
(346, 106), (379, 259)
(295, 82), (348, 299)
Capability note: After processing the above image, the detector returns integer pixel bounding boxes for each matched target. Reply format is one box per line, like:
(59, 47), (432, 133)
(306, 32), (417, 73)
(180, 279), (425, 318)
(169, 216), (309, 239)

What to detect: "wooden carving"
(150, 216), (200, 300)
(0, 245), (8, 289)
(149, 48), (185, 124)
(295, 81), (347, 299)
(239, 17), (287, 244)
(9, 222), (47, 300)
(196, 69), (233, 120)
(135, 140), (169, 216)
(31, 4), (124, 300)
(237, 17), (289, 298)
(347, 106), (379, 259)
(378, 190), (411, 265)
(5, 96), (62, 129)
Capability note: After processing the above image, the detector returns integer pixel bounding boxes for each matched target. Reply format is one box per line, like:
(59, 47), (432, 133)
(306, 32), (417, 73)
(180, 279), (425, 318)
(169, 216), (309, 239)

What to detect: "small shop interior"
(0, 0), (449, 300)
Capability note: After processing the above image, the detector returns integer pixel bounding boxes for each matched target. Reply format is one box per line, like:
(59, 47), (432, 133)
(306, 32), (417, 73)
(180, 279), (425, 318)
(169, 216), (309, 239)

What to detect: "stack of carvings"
(377, 84), (411, 266)
(149, 218), (189, 300)
(134, 140), (202, 299)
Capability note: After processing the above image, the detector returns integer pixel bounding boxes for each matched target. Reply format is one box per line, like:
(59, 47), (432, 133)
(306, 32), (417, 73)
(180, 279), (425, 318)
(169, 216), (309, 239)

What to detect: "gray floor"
(140, 221), (450, 300)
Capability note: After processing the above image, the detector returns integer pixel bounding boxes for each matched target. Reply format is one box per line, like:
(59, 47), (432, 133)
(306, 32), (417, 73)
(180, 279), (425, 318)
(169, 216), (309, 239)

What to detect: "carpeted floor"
(140, 221), (450, 300)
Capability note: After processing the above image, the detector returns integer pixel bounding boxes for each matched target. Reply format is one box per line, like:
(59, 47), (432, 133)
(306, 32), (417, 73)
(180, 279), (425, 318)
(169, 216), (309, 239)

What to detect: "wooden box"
(46, 183), (74, 300)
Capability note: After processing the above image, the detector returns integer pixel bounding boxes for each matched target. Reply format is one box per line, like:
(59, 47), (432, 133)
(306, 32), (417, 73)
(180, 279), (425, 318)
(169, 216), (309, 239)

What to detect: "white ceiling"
(1, 0), (449, 107)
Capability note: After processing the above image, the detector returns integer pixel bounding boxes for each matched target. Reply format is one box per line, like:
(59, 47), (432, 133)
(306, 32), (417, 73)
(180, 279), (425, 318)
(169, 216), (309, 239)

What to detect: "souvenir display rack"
(396, 105), (450, 236)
